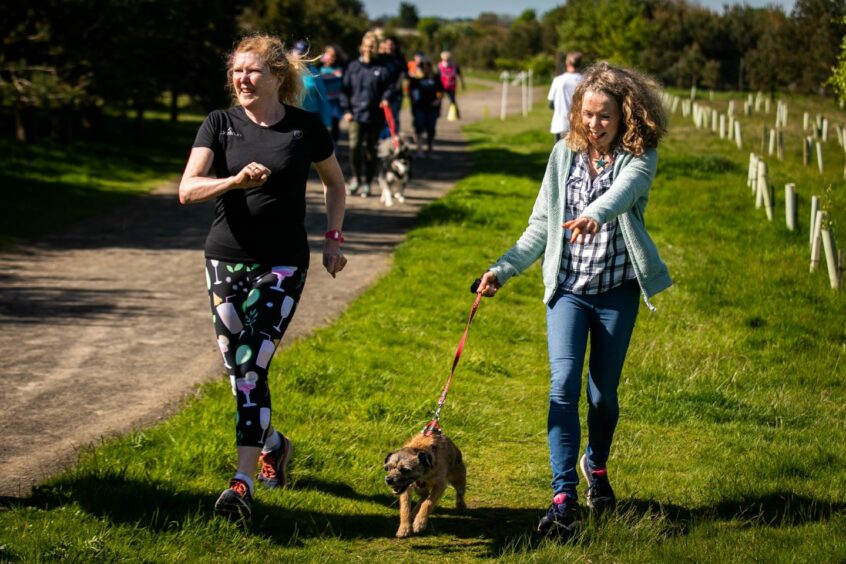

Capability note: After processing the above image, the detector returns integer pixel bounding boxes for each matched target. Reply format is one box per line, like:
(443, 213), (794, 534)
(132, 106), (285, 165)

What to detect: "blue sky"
(361, 0), (796, 19)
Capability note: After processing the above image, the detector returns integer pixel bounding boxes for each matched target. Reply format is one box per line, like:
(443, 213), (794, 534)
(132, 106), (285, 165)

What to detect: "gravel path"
(0, 80), (540, 499)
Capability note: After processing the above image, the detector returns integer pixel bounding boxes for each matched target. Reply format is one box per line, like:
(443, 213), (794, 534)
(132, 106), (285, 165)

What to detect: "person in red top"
(438, 51), (466, 119)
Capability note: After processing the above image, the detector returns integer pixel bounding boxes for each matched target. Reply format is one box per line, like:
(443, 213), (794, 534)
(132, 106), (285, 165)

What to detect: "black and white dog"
(377, 137), (412, 207)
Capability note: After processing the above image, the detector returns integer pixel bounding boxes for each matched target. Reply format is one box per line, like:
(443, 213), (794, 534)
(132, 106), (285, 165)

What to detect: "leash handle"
(422, 292), (483, 435)
(382, 104), (400, 151)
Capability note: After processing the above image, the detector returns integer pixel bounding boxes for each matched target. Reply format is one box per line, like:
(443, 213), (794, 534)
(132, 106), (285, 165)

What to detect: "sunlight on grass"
(1, 95), (845, 561)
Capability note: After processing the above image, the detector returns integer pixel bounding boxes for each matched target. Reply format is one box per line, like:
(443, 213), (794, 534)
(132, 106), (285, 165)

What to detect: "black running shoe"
(537, 493), (581, 537)
(580, 454), (616, 515)
(214, 478), (252, 522)
(257, 434), (292, 489)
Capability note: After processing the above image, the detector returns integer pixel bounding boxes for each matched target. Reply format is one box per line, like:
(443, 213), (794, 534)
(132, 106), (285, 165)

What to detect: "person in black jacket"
(341, 32), (394, 197)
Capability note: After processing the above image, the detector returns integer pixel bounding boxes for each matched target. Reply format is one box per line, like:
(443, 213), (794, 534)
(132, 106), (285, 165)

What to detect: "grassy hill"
(1, 94), (845, 562)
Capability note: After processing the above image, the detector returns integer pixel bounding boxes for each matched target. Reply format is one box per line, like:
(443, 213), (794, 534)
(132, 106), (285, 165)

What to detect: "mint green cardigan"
(489, 142), (672, 309)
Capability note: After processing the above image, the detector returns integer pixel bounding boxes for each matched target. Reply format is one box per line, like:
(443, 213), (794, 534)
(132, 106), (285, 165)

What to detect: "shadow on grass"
(620, 493), (846, 537)
(14, 471), (844, 557)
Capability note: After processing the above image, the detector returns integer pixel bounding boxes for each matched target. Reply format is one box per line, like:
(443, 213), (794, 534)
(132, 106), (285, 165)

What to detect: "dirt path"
(0, 79), (541, 499)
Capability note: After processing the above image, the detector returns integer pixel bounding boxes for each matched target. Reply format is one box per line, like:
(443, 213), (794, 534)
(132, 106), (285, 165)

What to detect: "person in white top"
(548, 52), (583, 143)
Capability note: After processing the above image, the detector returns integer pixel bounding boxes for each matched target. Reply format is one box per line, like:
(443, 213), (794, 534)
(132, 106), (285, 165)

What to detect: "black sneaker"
(580, 454), (616, 515)
(214, 478), (252, 522)
(537, 493), (581, 537)
(257, 433), (292, 489)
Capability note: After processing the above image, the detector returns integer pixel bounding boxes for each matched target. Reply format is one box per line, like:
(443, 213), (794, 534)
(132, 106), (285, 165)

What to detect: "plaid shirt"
(558, 149), (635, 294)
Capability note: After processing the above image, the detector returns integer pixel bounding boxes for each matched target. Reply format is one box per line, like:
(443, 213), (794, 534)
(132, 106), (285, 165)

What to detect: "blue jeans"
(545, 280), (640, 498)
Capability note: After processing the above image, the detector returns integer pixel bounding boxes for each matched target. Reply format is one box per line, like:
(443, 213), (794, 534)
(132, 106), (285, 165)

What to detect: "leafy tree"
(827, 17), (846, 102)
(785, 0), (846, 93)
(555, 0), (652, 67)
(508, 11), (543, 61)
(398, 2), (419, 28)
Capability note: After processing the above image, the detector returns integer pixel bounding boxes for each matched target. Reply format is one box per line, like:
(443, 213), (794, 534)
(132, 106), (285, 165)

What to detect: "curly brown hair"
(566, 62), (668, 156)
(226, 34), (307, 106)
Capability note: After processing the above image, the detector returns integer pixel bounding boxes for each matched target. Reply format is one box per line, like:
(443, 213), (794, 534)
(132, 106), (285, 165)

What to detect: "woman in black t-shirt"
(178, 34), (347, 522)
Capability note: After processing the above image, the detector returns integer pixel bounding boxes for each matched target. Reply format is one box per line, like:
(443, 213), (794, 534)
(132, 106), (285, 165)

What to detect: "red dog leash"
(382, 104), (400, 152)
(422, 291), (483, 436)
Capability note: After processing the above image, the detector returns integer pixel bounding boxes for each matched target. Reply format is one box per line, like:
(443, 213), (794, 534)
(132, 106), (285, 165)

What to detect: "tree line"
(0, 0), (369, 142)
(387, 0), (845, 95)
(2, 0), (844, 143)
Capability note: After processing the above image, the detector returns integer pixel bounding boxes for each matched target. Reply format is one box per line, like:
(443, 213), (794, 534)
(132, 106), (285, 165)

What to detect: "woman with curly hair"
(475, 62), (671, 537)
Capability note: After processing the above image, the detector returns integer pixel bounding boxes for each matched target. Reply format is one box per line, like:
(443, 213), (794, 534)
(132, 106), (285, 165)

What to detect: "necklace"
(591, 148), (611, 170)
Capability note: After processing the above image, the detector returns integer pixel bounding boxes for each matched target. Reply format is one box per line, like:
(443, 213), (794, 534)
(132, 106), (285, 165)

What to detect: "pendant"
(595, 156), (607, 169)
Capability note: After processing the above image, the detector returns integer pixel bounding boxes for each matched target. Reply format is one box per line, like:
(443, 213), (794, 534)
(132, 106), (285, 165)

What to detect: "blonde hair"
(226, 34), (306, 106)
(566, 62), (667, 156)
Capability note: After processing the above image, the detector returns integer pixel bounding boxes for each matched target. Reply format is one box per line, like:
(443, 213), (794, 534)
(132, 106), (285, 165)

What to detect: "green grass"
(0, 113), (202, 246)
(2, 97), (846, 562)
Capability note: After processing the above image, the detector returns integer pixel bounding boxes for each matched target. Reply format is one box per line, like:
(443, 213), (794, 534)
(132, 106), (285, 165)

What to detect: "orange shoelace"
(230, 479), (249, 497)
(260, 453), (277, 478)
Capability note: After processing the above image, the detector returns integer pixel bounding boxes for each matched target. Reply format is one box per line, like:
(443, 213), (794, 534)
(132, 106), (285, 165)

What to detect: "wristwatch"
(324, 229), (345, 243)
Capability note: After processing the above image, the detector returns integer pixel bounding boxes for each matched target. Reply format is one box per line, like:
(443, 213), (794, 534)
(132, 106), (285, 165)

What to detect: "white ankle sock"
(234, 472), (254, 495)
(262, 430), (281, 454)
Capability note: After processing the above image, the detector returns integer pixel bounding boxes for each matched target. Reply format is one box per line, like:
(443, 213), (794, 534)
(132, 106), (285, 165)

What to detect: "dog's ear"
(384, 452), (395, 466)
(417, 450), (433, 469)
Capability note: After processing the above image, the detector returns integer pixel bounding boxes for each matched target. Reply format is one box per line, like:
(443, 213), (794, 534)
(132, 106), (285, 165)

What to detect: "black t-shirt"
(192, 105), (334, 267)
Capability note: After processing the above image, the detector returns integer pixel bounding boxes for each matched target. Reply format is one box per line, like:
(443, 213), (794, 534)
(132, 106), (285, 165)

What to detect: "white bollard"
(785, 183), (797, 231)
(816, 141), (824, 174)
(719, 114), (726, 139)
(811, 210), (825, 272)
(735, 120), (743, 149)
(748, 153), (758, 191)
(810, 195), (819, 247)
(500, 71), (509, 120)
(821, 227), (841, 289)
(756, 160), (767, 209)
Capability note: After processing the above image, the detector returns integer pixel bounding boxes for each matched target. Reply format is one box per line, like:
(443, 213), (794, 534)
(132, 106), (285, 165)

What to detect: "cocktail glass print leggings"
(206, 259), (306, 447)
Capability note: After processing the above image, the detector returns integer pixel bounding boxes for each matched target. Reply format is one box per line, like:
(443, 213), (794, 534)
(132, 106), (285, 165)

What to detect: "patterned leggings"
(205, 259), (306, 447)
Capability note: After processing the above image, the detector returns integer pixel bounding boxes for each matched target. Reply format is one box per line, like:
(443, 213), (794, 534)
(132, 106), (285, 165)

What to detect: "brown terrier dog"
(383, 432), (467, 538)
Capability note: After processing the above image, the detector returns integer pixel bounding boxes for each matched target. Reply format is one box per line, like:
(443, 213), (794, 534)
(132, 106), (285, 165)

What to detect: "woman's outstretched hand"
(476, 271), (501, 297)
(562, 216), (599, 244)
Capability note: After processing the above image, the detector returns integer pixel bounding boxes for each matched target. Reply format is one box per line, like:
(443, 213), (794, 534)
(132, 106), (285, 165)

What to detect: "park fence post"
(528, 69), (533, 111)
(816, 141), (824, 174)
(821, 226), (840, 289)
(719, 114), (726, 139)
(761, 175), (774, 221)
(810, 195), (819, 248)
(768, 128), (776, 156)
(777, 129), (784, 161)
(756, 160), (767, 209)
(499, 71), (509, 120)
(785, 183), (797, 231)
(811, 210), (825, 272)
(748, 153), (758, 192)
(735, 120), (743, 149)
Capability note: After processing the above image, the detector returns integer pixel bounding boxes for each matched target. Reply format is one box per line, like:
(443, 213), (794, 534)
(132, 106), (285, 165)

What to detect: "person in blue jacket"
(476, 61), (671, 539)
(340, 32), (394, 197)
(292, 40), (331, 129)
